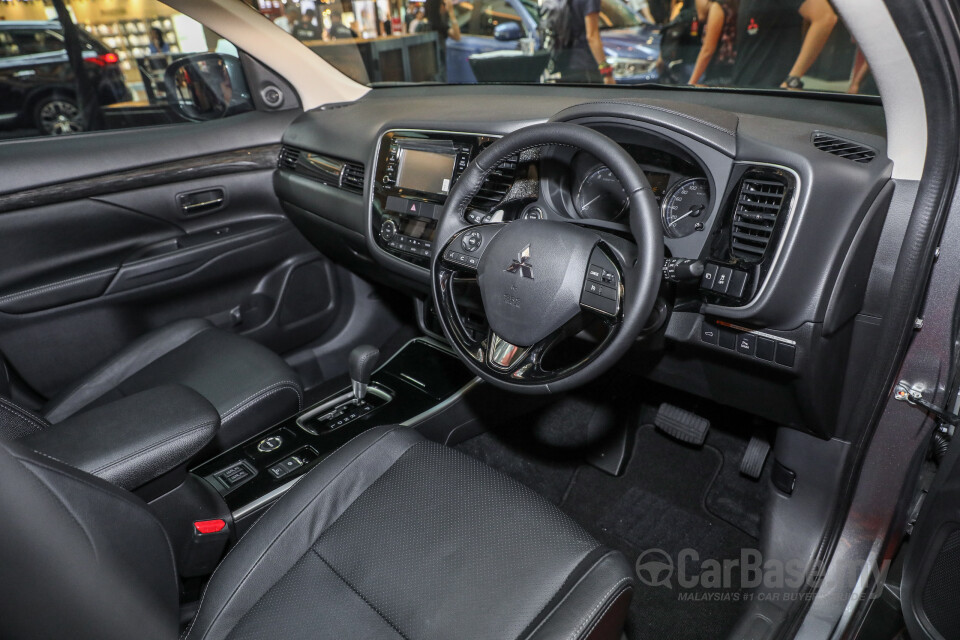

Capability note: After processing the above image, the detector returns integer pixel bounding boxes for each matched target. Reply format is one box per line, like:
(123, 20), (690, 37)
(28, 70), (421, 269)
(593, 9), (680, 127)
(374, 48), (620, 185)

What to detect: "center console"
(371, 130), (502, 268)
(190, 338), (476, 532)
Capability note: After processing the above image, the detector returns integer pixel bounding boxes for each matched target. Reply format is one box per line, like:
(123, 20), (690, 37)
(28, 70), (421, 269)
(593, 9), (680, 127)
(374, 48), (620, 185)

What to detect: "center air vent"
(341, 163), (365, 194)
(812, 132), (877, 163)
(470, 155), (519, 210)
(730, 171), (789, 262)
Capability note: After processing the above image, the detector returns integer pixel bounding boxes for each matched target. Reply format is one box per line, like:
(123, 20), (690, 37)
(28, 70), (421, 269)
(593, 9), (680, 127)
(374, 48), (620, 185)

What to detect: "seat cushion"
(185, 425), (634, 640)
(43, 319), (302, 450)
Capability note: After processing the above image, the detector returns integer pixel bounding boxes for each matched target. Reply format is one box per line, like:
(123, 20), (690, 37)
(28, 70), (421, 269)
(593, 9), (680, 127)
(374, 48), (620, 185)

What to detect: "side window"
(476, 0), (523, 37)
(454, 2), (476, 35)
(0, 1), (252, 141)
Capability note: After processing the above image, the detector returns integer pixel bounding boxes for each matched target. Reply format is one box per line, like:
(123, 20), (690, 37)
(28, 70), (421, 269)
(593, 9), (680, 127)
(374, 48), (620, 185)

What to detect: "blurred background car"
(0, 21), (131, 136)
(447, 0), (660, 84)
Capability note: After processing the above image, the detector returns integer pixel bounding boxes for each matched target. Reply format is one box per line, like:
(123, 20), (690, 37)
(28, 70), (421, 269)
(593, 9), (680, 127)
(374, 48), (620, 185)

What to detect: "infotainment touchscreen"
(396, 148), (457, 195)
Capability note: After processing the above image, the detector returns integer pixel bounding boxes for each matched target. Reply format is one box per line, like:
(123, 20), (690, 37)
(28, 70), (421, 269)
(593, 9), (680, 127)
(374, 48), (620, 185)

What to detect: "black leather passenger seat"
(40, 318), (302, 449)
(0, 318), (302, 488)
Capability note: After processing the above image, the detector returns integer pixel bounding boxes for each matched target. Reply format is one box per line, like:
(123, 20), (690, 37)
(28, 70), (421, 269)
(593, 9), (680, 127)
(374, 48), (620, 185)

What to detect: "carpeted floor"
(456, 392), (770, 640)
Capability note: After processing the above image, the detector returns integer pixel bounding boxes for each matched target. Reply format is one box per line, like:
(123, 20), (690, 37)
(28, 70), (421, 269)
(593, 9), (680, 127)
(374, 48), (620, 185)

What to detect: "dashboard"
(273, 85), (891, 439)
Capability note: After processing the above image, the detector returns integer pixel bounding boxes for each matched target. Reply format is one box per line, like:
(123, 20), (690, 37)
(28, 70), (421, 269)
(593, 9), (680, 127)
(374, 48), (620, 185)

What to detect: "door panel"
(0, 114), (344, 399)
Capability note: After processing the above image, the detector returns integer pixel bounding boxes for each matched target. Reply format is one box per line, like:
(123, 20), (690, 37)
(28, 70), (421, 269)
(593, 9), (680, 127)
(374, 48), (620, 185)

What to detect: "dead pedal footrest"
(654, 403), (710, 446)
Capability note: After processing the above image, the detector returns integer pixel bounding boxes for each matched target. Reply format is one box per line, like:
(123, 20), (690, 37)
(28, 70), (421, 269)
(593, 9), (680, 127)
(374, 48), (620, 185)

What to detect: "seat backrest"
(0, 441), (178, 640)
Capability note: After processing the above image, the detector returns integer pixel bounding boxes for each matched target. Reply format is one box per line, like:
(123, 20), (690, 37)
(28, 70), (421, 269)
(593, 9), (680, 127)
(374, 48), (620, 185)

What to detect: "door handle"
(177, 187), (225, 216)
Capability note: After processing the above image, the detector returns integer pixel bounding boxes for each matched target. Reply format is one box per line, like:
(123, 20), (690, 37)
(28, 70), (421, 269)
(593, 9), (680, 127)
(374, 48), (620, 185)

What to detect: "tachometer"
(661, 178), (710, 238)
(576, 167), (629, 221)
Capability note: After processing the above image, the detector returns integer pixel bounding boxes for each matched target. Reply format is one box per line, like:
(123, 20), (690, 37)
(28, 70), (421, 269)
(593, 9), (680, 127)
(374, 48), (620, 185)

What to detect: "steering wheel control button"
(461, 231), (483, 252)
(700, 263), (719, 290)
(257, 435), (283, 453)
(580, 246), (621, 317)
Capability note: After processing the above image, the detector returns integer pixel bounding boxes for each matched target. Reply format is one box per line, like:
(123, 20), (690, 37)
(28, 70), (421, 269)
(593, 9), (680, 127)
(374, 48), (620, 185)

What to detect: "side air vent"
(341, 162), (365, 194)
(730, 171), (789, 262)
(279, 146), (364, 195)
(812, 132), (877, 164)
(471, 155), (519, 210)
(279, 146), (301, 170)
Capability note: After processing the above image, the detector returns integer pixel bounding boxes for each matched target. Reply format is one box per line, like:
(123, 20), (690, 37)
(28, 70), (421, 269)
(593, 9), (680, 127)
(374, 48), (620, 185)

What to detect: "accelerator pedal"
(740, 434), (771, 479)
(654, 403), (710, 447)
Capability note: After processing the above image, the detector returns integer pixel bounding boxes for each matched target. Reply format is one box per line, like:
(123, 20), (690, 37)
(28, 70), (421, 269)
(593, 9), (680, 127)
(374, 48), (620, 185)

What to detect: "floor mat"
(457, 421), (764, 640)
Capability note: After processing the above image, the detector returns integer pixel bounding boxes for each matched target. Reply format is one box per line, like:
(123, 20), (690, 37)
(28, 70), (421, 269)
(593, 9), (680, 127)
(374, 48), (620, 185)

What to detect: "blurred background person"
(423, 0), (461, 79)
(541, 0), (616, 84)
(326, 10), (359, 39)
(625, 0), (656, 24)
(729, 0), (837, 89)
(148, 27), (170, 54)
(273, 5), (299, 34)
(687, 0), (737, 85)
(294, 9), (321, 40)
(408, 8), (426, 33)
(658, 0), (700, 83)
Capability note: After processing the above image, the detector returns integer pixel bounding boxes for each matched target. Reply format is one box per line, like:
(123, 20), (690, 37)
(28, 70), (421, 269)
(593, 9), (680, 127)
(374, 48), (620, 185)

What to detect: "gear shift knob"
(349, 345), (379, 401)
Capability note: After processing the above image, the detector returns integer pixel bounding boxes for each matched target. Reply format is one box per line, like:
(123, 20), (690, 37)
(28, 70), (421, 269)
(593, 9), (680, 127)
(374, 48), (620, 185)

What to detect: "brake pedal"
(740, 435), (771, 479)
(654, 403), (710, 446)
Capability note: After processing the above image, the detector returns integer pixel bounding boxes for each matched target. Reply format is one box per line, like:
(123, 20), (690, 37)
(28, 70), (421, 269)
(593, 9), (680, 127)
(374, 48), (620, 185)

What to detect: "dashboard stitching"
(560, 101), (736, 137)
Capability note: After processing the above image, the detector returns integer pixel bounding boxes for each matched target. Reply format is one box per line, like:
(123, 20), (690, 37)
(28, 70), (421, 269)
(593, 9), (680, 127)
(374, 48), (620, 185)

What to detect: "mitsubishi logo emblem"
(505, 244), (534, 280)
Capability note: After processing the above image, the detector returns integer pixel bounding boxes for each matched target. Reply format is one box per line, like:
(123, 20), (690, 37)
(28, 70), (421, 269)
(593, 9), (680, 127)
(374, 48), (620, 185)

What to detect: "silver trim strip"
(233, 476), (302, 520)
(714, 320), (797, 346)
(400, 377), (482, 427)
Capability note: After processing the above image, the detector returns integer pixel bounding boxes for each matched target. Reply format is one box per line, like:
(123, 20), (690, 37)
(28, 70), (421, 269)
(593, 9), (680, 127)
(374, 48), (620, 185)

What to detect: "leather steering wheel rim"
(430, 122), (664, 394)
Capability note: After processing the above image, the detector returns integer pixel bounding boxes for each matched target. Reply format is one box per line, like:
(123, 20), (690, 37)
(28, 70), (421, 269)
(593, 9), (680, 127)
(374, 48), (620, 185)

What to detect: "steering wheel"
(430, 123), (664, 394)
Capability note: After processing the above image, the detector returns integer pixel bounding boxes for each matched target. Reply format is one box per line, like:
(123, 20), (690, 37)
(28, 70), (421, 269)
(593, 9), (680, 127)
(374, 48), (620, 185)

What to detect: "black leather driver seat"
(0, 425), (634, 640)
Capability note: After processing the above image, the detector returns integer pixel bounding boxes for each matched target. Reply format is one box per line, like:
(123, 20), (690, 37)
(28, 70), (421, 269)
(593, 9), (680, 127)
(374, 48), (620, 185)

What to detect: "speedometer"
(661, 178), (710, 238)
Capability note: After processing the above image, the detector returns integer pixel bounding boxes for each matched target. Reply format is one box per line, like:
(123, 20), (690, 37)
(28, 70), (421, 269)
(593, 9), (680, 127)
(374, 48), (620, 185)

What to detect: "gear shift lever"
(349, 345), (380, 402)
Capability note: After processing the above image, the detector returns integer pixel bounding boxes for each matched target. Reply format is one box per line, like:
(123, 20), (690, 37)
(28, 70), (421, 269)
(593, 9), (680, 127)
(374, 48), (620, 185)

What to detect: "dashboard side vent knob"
(341, 162), (365, 194)
(730, 172), (788, 262)
(812, 132), (877, 163)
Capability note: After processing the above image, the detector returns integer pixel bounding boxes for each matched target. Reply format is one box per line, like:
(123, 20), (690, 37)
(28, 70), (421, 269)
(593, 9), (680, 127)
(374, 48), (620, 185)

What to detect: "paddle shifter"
(349, 345), (380, 402)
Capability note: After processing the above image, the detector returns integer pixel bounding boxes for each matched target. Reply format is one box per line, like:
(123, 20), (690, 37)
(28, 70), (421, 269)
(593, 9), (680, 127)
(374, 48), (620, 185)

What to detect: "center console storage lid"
(23, 384), (219, 491)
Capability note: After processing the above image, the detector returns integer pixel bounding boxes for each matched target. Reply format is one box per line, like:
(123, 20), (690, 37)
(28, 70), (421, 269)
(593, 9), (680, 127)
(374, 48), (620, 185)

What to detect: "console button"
(700, 323), (719, 345)
(727, 270), (748, 299)
(581, 290), (617, 316)
(256, 435), (282, 453)
(775, 343), (797, 367)
(216, 462), (254, 488)
(268, 455), (304, 480)
(756, 337), (776, 361)
(701, 263), (719, 290)
(736, 333), (757, 356)
(587, 265), (604, 283)
(714, 267), (732, 294)
(718, 327), (737, 350)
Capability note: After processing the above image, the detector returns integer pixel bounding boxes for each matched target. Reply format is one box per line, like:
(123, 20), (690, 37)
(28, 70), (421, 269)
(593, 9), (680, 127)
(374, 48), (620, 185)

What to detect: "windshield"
(249, 0), (879, 97)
